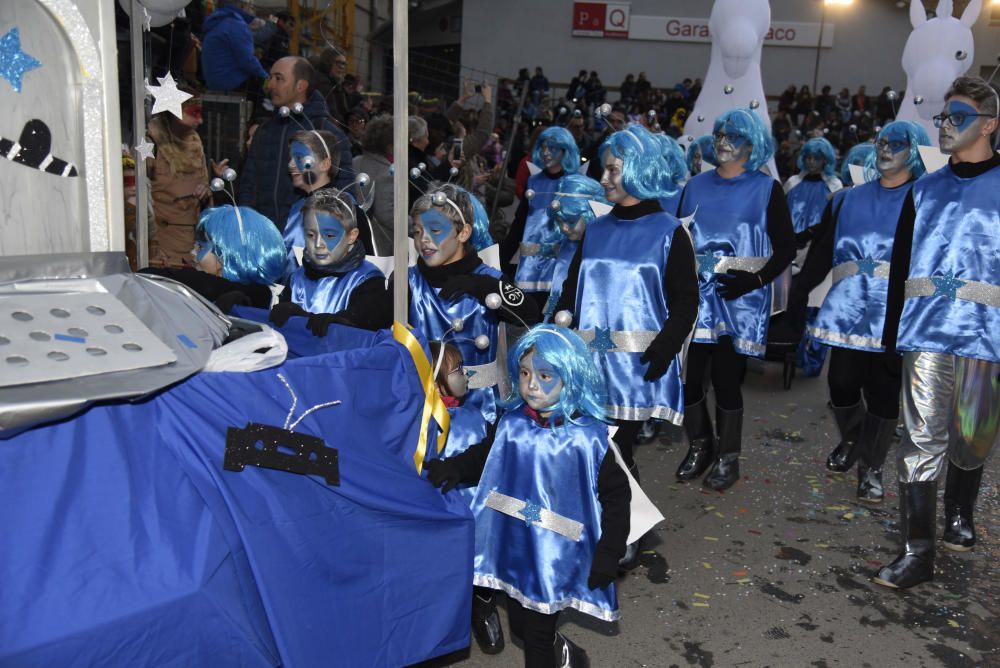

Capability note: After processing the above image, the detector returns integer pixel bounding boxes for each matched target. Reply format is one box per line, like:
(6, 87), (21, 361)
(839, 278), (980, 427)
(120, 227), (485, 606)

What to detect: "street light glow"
(824, 0), (854, 5)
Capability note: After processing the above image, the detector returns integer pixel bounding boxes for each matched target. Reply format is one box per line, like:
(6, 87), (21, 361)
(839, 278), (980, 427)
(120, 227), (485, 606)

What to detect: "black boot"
(826, 401), (865, 472)
(874, 481), (936, 589)
(619, 463), (641, 571)
(637, 419), (661, 444)
(676, 396), (714, 481)
(471, 591), (505, 655)
(942, 463), (983, 552)
(703, 406), (742, 491)
(554, 632), (590, 668)
(856, 413), (898, 503)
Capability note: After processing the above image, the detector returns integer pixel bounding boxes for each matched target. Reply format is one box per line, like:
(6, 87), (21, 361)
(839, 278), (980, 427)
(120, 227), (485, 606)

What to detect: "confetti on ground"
(714, 512), (725, 518)
(748, 529), (762, 535)
(827, 505), (850, 511)
(694, 593), (711, 599)
(702, 562), (712, 569)
(815, 543), (830, 548)
(704, 536), (719, 542)
(732, 570), (748, 577)
(737, 507), (748, 514)
(947, 619), (960, 628)
(642, 550), (657, 555)
(843, 512), (855, 520)
(736, 578), (752, 584)
(704, 505), (716, 511)
(693, 602), (710, 608)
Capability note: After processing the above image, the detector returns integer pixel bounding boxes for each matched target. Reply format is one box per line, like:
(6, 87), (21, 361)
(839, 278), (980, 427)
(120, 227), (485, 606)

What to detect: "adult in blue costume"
(280, 129), (339, 277)
(426, 325), (630, 668)
(396, 184), (541, 424)
(781, 121), (930, 504)
(675, 108), (796, 491)
(653, 133), (688, 215)
(500, 127), (581, 310)
(686, 134), (717, 180)
(876, 76), (1000, 589)
(784, 137), (843, 244)
(542, 174), (607, 322)
(269, 189), (388, 334)
(839, 142), (876, 187)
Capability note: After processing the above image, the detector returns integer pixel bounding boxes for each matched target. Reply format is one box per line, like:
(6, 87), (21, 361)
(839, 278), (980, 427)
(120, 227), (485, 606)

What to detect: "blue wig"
(796, 137), (837, 178)
(548, 174), (608, 229)
(713, 108), (774, 172)
(410, 183), (494, 252)
(599, 123), (676, 199)
(532, 126), (581, 175)
(686, 134), (717, 175)
(839, 143), (876, 185)
(863, 120), (932, 181)
(653, 134), (688, 186)
(197, 206), (284, 285)
(502, 324), (608, 426)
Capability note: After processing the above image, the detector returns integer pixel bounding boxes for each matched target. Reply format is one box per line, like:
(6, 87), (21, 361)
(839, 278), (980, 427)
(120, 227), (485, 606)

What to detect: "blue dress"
(514, 172), (563, 293)
(785, 175), (840, 233)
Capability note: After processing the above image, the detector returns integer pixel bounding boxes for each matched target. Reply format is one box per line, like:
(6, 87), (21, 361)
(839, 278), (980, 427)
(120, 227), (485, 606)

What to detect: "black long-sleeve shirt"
(499, 168), (564, 272)
(553, 199), (700, 362)
(139, 266), (273, 309)
(882, 152), (1000, 355)
(278, 265), (391, 331)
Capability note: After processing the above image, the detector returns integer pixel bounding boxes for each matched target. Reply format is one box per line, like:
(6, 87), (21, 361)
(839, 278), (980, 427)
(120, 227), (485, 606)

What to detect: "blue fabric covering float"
(0, 323), (474, 667)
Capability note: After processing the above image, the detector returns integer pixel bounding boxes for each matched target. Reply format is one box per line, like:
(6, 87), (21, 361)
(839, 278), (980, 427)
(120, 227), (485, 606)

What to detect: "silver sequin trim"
(807, 325), (883, 351)
(466, 360), (500, 389)
(515, 280), (552, 291)
(484, 490), (584, 541)
(711, 256), (769, 273)
(518, 242), (560, 257)
(576, 328), (659, 353)
(905, 277), (1000, 308)
(831, 260), (891, 283)
(693, 325), (766, 356)
(607, 404), (683, 425)
(472, 574), (619, 622)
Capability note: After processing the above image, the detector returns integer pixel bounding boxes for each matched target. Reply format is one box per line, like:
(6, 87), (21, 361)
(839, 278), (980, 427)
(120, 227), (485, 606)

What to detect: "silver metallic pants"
(898, 351), (1000, 482)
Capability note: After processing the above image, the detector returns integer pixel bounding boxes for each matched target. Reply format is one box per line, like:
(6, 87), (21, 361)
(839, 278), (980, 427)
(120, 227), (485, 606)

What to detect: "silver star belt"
(518, 242), (558, 257)
(905, 277), (1000, 308)
(831, 259), (891, 283)
(576, 328), (659, 353)
(484, 490), (584, 541)
(466, 359), (501, 389)
(698, 255), (769, 273)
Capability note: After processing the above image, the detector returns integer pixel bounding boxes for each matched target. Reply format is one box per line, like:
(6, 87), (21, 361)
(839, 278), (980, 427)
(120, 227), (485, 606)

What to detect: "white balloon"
(139, 0), (190, 13)
(118, 0), (178, 27)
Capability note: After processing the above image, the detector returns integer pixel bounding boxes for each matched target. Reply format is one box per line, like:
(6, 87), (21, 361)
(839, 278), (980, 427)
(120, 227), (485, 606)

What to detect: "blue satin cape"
(514, 172), (562, 292)
(287, 260), (383, 314)
(471, 411), (618, 621)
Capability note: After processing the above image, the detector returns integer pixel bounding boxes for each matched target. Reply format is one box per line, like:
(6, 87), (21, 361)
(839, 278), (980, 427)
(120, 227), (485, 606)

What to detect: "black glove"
(306, 312), (356, 337)
(269, 301), (311, 327)
(438, 274), (500, 304)
(716, 270), (762, 301)
(794, 228), (814, 249)
(587, 552), (618, 590)
(638, 347), (669, 382)
(214, 290), (251, 314)
(424, 458), (463, 493)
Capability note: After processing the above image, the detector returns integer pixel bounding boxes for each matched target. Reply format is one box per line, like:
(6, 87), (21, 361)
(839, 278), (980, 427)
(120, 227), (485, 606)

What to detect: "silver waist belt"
(519, 242), (559, 258)
(831, 259), (891, 283)
(576, 328), (658, 353)
(697, 254), (769, 274)
(904, 276), (1000, 308)
(484, 490), (584, 541)
(466, 359), (501, 389)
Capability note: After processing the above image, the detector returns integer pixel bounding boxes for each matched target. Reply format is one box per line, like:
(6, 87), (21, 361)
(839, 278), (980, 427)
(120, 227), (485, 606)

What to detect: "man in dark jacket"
(200, 0), (268, 92)
(237, 56), (354, 229)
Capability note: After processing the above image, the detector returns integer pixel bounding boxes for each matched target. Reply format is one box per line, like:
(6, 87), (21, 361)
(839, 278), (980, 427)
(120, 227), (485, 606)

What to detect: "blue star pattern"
(465, 368), (477, 380)
(931, 272), (965, 300)
(697, 254), (721, 274)
(538, 242), (559, 258)
(855, 255), (879, 277)
(0, 28), (41, 93)
(518, 501), (542, 526)
(588, 326), (615, 354)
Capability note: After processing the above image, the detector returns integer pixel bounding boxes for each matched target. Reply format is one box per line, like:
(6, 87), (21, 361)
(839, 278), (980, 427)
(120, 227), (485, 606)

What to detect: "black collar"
(540, 169), (564, 180)
(417, 253), (483, 287)
(803, 173), (825, 182)
(949, 151), (1000, 179)
(611, 199), (663, 220)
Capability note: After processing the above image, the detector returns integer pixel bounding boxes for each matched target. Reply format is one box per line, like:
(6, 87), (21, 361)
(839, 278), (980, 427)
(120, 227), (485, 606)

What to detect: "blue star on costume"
(0, 28), (41, 93)
(538, 242), (559, 258)
(697, 253), (721, 274)
(588, 327), (615, 354)
(855, 255), (879, 277)
(465, 368), (477, 380)
(518, 501), (542, 526)
(931, 272), (965, 300)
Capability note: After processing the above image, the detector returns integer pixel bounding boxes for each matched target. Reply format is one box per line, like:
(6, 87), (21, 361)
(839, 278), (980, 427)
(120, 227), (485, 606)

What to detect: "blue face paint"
(939, 100), (982, 132)
(518, 351), (564, 414)
(421, 209), (456, 247)
(195, 238), (214, 262)
(290, 141), (317, 172)
(532, 355), (562, 395)
(716, 123), (749, 149)
(877, 125), (910, 154)
(304, 210), (350, 266)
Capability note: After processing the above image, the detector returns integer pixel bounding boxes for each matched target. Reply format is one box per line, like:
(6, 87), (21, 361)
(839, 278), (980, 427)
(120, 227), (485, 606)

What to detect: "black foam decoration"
(224, 422), (340, 486)
(0, 119), (78, 177)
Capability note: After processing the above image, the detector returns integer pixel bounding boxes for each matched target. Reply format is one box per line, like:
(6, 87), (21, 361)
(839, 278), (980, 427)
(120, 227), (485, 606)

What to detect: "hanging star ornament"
(0, 27), (42, 93)
(145, 71), (192, 119)
(134, 138), (155, 162)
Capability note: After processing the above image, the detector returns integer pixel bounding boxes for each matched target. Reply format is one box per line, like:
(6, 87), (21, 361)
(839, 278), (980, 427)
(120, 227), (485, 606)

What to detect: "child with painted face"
(499, 127), (581, 310)
(424, 325), (631, 668)
(877, 76), (1000, 590)
(686, 134), (717, 179)
(403, 184), (541, 422)
(269, 189), (387, 334)
(281, 130), (338, 273)
(542, 174), (607, 322)
(674, 108), (796, 491)
(784, 137), (843, 243)
(782, 120), (930, 505)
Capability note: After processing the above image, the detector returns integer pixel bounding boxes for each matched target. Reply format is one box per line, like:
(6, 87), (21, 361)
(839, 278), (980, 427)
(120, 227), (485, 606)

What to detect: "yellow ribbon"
(393, 321), (450, 474)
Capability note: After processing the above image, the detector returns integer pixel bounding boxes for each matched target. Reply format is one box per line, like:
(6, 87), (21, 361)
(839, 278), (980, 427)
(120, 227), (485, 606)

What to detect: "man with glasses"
(877, 76), (1000, 589)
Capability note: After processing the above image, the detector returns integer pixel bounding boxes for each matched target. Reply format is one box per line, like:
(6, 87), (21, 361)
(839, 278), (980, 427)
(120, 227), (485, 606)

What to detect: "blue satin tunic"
(287, 260), (382, 314)
(811, 179), (913, 351)
(658, 191), (682, 217)
(435, 401), (489, 506)
(575, 210), (685, 424)
(898, 162), (1000, 363)
(471, 411), (618, 621)
(514, 172), (562, 292)
(408, 263), (502, 420)
(680, 169), (776, 357)
(543, 239), (579, 322)
(786, 177), (836, 233)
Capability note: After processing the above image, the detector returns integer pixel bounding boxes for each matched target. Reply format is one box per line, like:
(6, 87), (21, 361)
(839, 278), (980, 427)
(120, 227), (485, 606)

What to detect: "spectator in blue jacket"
(200, 0), (268, 92)
(237, 56), (354, 229)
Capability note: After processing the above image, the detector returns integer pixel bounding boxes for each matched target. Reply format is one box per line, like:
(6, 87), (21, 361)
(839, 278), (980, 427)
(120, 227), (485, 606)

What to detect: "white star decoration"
(134, 138), (155, 162)
(145, 71), (191, 119)
(142, 8), (152, 32)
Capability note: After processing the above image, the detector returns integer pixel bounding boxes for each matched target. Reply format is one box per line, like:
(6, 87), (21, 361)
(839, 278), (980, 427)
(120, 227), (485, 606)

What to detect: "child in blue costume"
(268, 189), (388, 334)
(686, 134), (717, 180)
(784, 137), (843, 242)
(782, 121), (930, 504)
(500, 127), (581, 311)
(653, 133), (688, 214)
(676, 108), (796, 491)
(541, 174), (607, 322)
(402, 184), (541, 423)
(426, 325), (630, 668)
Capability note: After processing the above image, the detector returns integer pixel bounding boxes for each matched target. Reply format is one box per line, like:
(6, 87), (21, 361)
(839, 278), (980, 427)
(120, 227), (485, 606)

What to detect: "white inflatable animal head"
(901, 0), (981, 122)
(709, 0), (770, 80)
